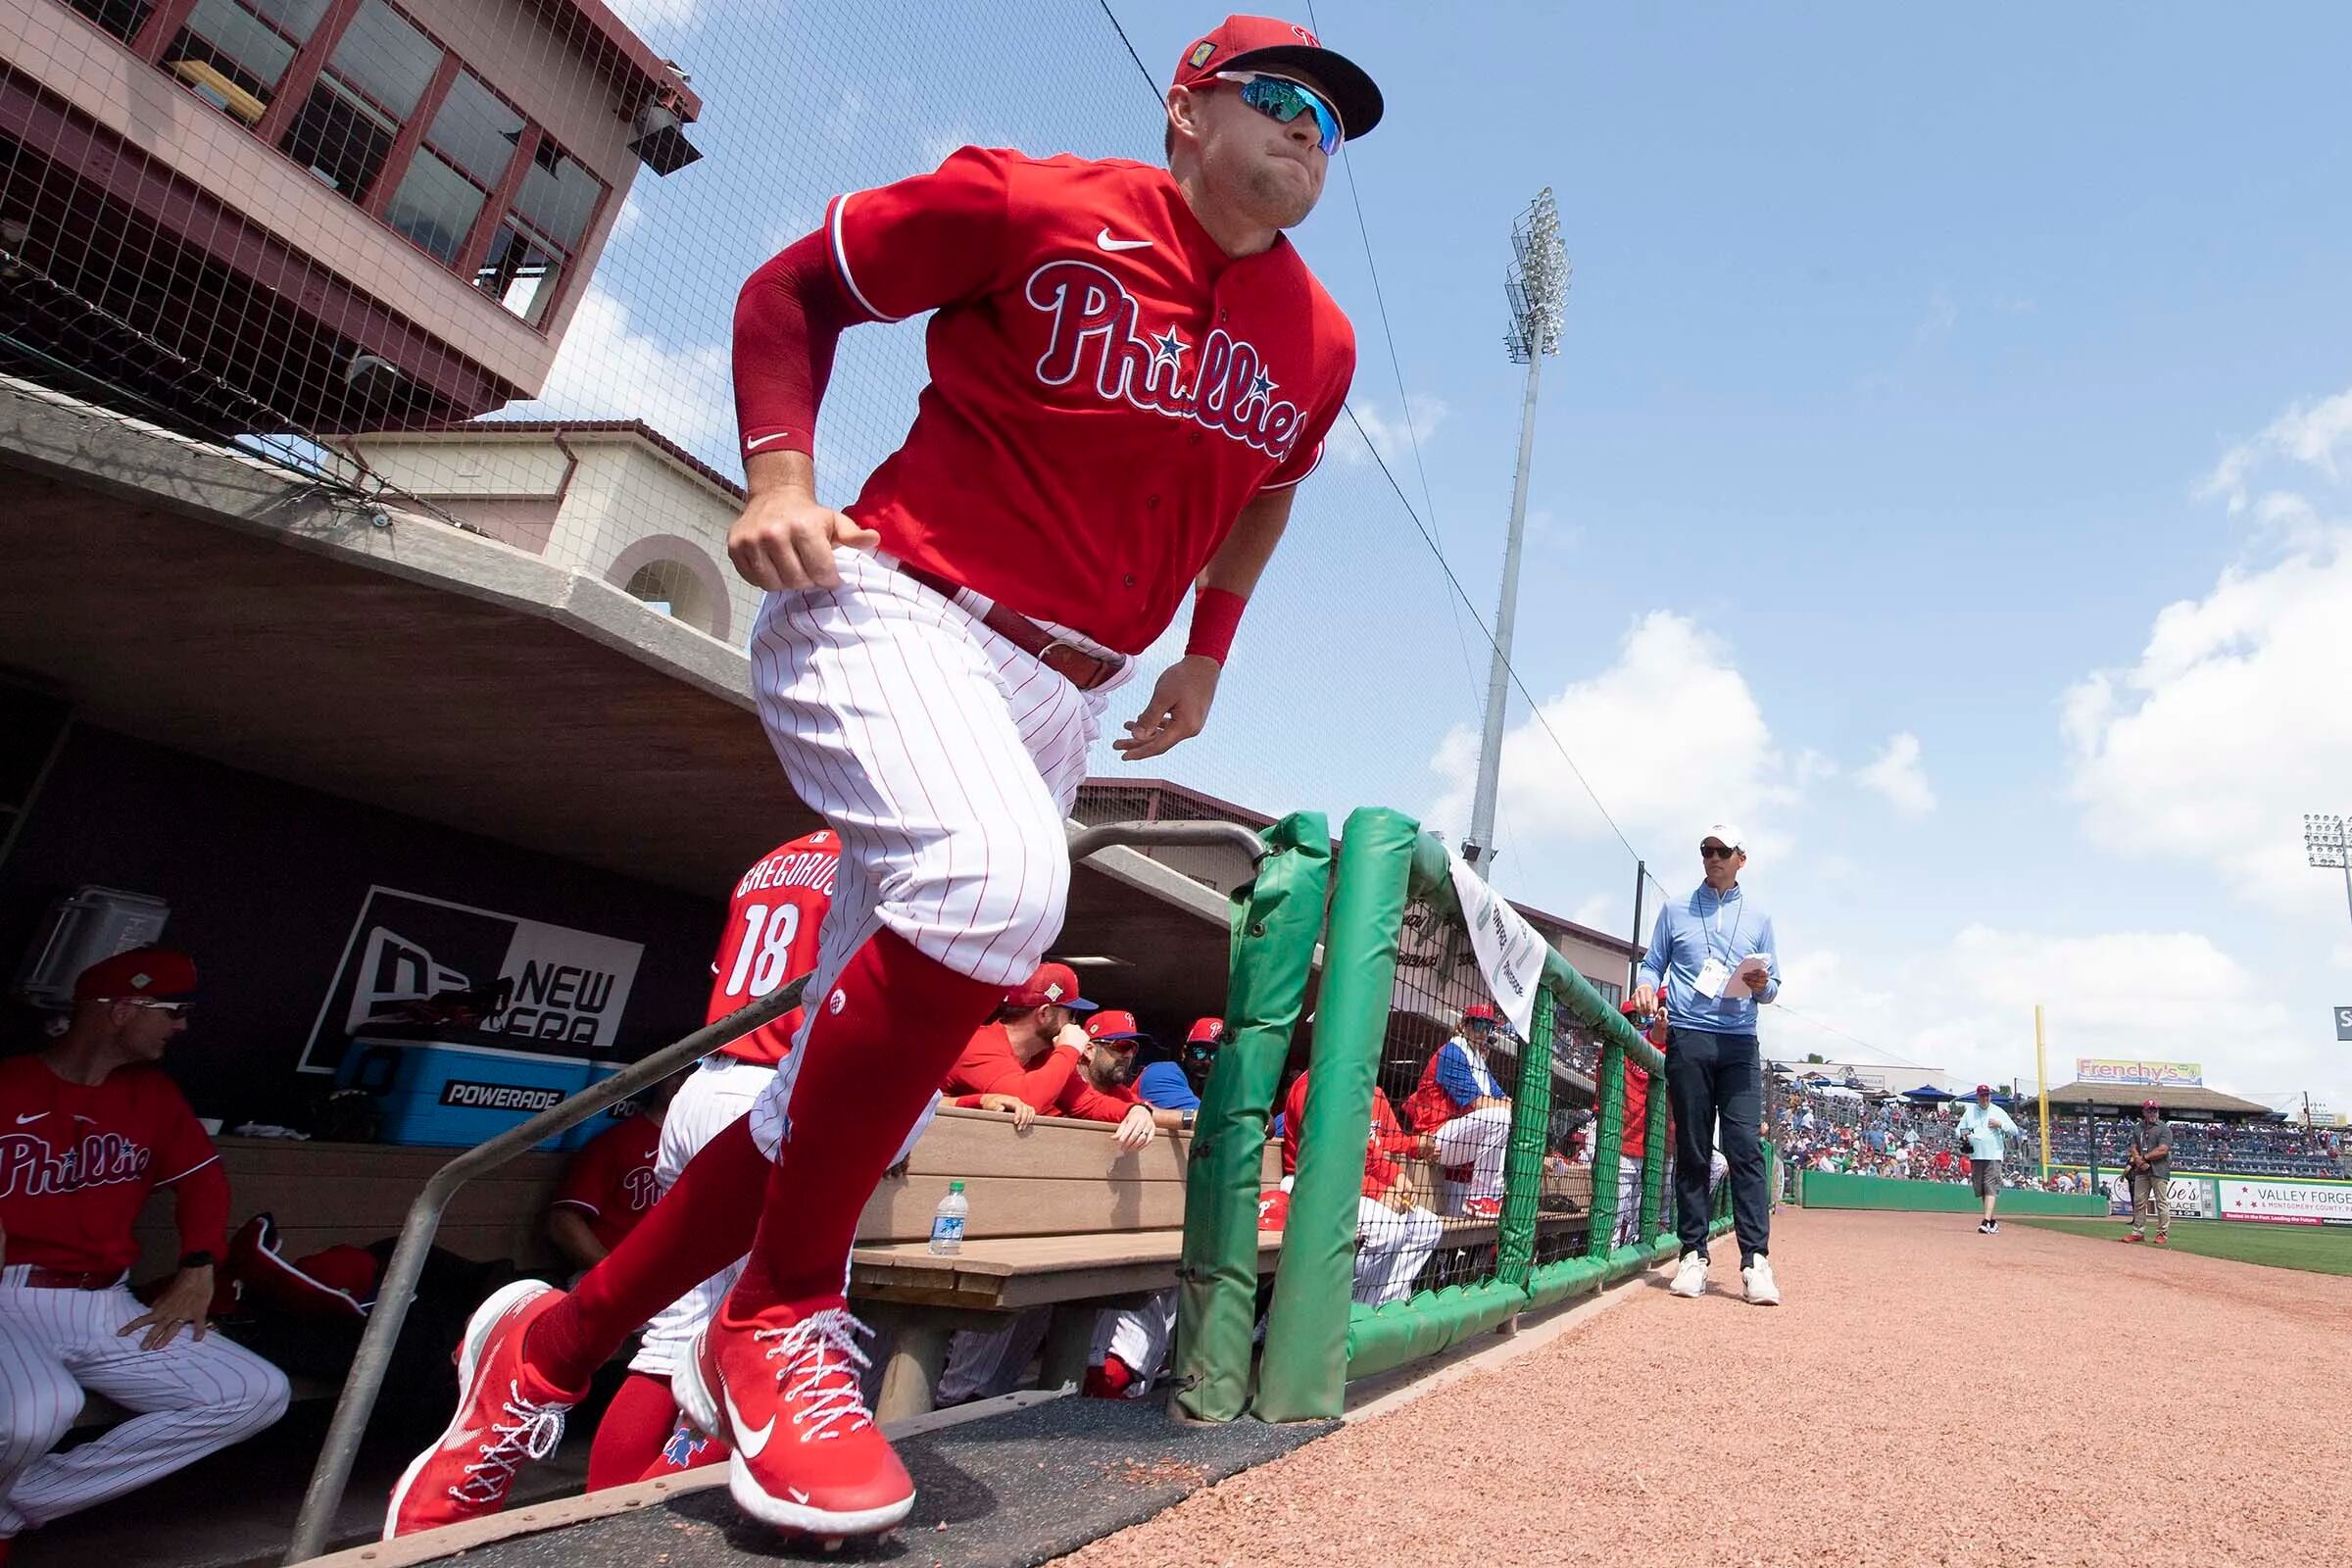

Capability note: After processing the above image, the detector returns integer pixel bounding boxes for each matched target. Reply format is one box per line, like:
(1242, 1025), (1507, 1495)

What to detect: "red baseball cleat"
(1462, 1196), (1503, 1220)
(672, 1299), (912, 1539)
(2151, 1235), (2169, 1247)
(384, 1281), (574, 1540)
(2119, 1233), (2143, 1244)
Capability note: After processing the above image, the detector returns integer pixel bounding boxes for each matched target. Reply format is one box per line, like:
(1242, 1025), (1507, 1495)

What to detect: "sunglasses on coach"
(1213, 71), (1344, 156)
(1700, 845), (1739, 859)
(115, 998), (195, 1016)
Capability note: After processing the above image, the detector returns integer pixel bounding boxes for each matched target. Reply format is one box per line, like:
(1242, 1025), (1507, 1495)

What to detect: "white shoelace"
(450, 1382), (567, 1503)
(761, 1307), (878, 1443)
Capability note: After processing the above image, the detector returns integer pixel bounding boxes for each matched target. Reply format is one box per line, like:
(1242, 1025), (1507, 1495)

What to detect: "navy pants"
(1665, 1027), (1771, 1264)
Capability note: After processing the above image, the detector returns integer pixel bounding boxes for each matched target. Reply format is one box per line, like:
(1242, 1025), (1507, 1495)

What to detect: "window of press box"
(472, 220), (564, 325)
(66, 0), (153, 44)
(160, 0), (333, 125)
(383, 149), (483, 265)
(275, 0), (436, 198)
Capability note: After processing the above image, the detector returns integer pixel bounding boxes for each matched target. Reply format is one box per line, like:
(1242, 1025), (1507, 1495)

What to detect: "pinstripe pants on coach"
(741, 549), (1131, 1159)
(0, 1269), (290, 1535)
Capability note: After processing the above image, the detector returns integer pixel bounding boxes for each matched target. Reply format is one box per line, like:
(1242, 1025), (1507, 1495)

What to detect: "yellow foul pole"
(2034, 1004), (2050, 1178)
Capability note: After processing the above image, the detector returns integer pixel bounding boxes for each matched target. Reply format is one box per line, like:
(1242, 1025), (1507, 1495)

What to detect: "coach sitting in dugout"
(0, 950), (290, 1556)
(545, 1072), (679, 1282)
(1399, 1004), (1516, 1219)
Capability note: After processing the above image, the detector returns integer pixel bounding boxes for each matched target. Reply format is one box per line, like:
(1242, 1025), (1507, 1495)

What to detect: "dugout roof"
(0, 377), (1242, 1026)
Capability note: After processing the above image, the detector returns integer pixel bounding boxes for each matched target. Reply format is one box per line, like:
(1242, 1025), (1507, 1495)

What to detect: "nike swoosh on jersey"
(14, 1112), (43, 1124)
(1096, 228), (1152, 252)
(725, 1385), (775, 1458)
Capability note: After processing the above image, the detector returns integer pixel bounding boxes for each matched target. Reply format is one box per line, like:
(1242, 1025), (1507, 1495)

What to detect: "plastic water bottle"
(928, 1181), (968, 1255)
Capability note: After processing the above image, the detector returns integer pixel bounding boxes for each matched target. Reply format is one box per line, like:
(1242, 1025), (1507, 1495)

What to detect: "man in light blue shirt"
(1954, 1084), (2020, 1234)
(1631, 822), (1782, 1305)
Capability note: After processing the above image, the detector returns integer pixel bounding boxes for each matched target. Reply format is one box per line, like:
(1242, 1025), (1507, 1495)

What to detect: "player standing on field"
(1954, 1083), (2019, 1235)
(387, 14), (1378, 1544)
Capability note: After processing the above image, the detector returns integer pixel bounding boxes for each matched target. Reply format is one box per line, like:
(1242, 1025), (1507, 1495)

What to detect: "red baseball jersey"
(779, 147), (1356, 655)
(708, 831), (839, 1065)
(549, 1112), (664, 1252)
(0, 1054), (227, 1274)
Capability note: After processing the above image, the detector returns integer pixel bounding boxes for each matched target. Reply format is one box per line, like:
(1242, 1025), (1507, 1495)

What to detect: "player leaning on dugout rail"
(385, 12), (1381, 1547)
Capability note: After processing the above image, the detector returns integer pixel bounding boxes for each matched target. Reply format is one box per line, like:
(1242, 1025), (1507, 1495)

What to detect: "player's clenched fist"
(728, 450), (879, 592)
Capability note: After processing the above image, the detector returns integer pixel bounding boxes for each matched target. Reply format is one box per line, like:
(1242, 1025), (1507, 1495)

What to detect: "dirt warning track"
(1065, 1208), (2350, 1568)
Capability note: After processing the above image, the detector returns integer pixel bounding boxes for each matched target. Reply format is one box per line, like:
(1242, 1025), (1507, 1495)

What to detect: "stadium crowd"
(2047, 1119), (2343, 1179)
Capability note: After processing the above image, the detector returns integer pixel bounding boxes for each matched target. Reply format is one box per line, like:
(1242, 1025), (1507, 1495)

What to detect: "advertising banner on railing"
(2074, 1058), (2203, 1087)
(2216, 1179), (2352, 1226)
(2101, 1174), (2217, 1219)
(1445, 845), (1546, 1040)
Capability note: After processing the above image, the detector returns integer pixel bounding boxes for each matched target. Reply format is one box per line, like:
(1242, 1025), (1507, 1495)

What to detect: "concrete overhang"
(0, 379), (1242, 1020)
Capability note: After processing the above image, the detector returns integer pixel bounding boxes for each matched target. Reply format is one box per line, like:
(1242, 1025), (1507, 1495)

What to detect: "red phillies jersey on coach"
(0, 1054), (221, 1273)
(707, 831), (839, 1065)
(780, 147), (1355, 655)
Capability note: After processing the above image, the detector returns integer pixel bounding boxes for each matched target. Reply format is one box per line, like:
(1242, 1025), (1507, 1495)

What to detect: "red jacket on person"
(1282, 1071), (1423, 1201)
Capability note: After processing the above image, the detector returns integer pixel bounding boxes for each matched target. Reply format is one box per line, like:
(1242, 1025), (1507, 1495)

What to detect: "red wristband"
(1184, 586), (1247, 665)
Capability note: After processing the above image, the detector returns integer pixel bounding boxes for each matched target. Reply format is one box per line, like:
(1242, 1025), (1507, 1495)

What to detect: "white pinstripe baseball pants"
(742, 549), (1130, 1159)
(0, 1269), (289, 1535)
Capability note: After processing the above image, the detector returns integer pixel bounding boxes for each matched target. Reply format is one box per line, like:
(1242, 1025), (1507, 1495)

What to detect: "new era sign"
(2336, 1005), (2352, 1042)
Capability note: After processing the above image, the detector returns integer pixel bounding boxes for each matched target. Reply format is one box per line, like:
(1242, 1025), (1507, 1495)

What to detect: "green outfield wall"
(1799, 1171), (2107, 1216)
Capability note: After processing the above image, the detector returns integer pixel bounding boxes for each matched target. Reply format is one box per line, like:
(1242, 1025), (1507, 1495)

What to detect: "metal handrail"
(283, 819), (1260, 1561)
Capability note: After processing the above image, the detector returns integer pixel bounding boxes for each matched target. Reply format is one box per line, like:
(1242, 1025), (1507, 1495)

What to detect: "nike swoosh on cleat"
(724, 1386), (775, 1459)
(788, 1488), (810, 1504)
(1096, 227), (1152, 252)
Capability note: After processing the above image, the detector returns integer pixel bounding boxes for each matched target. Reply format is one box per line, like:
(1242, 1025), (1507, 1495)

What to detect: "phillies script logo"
(623, 1164), (660, 1212)
(0, 1129), (154, 1199)
(1025, 260), (1308, 463)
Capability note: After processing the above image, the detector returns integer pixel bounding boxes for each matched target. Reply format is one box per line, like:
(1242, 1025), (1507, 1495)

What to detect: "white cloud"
(1855, 731), (1936, 817)
(1914, 286), (1957, 345)
(2202, 387), (2352, 513)
(1426, 611), (1793, 853)
(500, 285), (735, 466)
(826, 86), (867, 146)
(1328, 394), (1449, 466)
(2062, 530), (2352, 911)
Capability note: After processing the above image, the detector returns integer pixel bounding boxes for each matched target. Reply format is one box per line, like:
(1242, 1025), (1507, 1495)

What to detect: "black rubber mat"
(444, 1397), (1335, 1568)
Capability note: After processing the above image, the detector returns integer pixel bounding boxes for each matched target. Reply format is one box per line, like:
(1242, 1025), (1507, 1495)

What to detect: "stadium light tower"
(2305, 813), (2352, 932)
(1463, 188), (1570, 879)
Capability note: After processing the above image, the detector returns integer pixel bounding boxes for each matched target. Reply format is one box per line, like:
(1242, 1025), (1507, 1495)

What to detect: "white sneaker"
(1741, 1256), (1782, 1306)
(1669, 1251), (1708, 1298)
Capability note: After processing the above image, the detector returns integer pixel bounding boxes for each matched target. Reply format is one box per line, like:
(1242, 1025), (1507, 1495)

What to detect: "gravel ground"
(1061, 1208), (2352, 1568)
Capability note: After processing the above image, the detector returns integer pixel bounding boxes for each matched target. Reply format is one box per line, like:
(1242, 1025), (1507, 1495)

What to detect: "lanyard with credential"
(1703, 887), (1746, 965)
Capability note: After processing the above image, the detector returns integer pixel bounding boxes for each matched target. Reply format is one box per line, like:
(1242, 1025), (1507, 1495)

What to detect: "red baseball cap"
(74, 946), (198, 1003)
(1171, 15), (1384, 142)
(1085, 1009), (1149, 1044)
(1975, 1084), (1991, 1096)
(1187, 1017), (1226, 1045)
(1004, 961), (1097, 1011)
(2141, 1099), (2160, 1109)
(1462, 1004), (1499, 1024)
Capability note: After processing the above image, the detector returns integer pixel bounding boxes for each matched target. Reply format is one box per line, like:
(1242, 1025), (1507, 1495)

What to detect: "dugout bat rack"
(283, 820), (1268, 1564)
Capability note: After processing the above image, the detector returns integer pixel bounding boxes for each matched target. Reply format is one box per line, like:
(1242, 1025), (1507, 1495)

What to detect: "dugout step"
(309, 1394), (1335, 1568)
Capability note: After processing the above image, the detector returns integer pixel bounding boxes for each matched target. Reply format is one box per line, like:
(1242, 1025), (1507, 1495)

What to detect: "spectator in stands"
(546, 1074), (680, 1282)
(2122, 1101), (2172, 1246)
(1954, 1085), (2020, 1235)
(1400, 1004), (1516, 1219)
(1135, 1018), (1224, 1114)
(1633, 823), (1782, 1306)
(1280, 1070), (1444, 1307)
(0, 949), (290, 1554)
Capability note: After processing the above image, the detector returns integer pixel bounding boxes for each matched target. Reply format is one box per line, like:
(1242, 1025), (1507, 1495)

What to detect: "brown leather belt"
(18, 1267), (122, 1291)
(895, 563), (1122, 692)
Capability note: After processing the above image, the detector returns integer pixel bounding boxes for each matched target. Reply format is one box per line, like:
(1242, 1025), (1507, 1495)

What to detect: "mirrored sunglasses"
(1214, 71), (1344, 156)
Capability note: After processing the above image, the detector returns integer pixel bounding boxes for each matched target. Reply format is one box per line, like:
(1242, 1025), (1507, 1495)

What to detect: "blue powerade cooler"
(337, 1038), (593, 1152)
(559, 1060), (639, 1151)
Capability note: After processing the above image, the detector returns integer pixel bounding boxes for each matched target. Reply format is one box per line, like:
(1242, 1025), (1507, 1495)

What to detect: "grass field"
(2008, 1216), (2352, 1276)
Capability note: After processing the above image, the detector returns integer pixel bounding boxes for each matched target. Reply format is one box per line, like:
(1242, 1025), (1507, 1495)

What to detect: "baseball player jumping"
(0, 950), (290, 1557)
(387, 13), (1377, 1544)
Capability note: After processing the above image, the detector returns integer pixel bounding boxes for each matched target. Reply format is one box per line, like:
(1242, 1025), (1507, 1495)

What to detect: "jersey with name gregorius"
(821, 148), (1356, 655)
(707, 830), (839, 1066)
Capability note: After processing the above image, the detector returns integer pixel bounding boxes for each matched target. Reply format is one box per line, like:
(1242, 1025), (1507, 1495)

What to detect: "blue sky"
(569, 2), (2352, 1114)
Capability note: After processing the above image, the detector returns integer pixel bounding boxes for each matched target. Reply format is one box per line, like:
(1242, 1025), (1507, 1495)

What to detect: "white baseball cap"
(1702, 822), (1745, 850)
